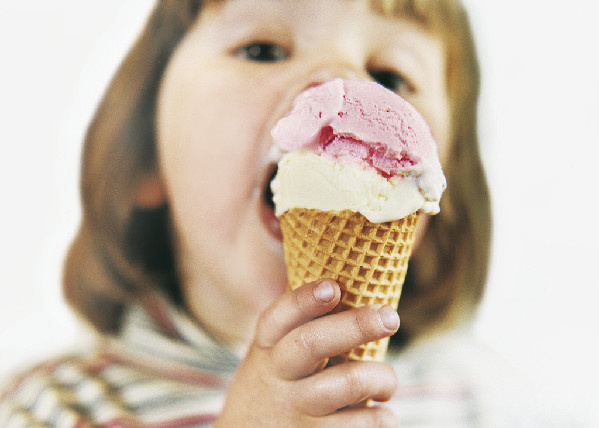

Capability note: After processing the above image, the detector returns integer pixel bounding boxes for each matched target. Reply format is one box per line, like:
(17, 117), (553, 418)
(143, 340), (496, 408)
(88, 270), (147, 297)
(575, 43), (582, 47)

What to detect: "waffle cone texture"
(280, 208), (419, 364)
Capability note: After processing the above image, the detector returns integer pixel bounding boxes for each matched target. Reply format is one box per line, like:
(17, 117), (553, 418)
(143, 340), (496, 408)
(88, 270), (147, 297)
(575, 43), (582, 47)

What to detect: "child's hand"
(215, 279), (399, 427)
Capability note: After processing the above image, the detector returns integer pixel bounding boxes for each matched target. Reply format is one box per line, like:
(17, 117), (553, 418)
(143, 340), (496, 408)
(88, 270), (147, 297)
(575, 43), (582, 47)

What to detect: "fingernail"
(314, 280), (335, 303)
(378, 306), (400, 331)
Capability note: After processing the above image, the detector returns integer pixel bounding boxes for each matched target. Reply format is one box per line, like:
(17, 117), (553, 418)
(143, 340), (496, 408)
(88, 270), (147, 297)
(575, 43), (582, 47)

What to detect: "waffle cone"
(280, 208), (419, 364)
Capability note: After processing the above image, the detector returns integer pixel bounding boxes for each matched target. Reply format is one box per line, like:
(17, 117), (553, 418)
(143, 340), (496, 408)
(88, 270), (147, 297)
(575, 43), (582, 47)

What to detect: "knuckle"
(351, 308), (374, 341)
(255, 309), (273, 341)
(343, 364), (367, 402)
(293, 330), (320, 360)
(256, 306), (271, 330)
(291, 286), (304, 312)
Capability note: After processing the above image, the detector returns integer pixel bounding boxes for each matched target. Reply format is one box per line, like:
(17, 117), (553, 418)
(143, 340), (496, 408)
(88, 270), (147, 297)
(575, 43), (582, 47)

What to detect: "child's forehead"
(200, 0), (448, 38)
(201, 0), (430, 26)
(205, 0), (411, 15)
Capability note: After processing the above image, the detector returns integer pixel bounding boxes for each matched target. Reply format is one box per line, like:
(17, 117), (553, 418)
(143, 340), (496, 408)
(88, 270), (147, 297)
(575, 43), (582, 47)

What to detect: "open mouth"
(263, 165), (277, 211)
(259, 163), (282, 241)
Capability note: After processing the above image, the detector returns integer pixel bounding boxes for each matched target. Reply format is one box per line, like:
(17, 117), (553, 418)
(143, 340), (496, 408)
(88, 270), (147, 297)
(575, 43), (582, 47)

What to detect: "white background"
(1, 1), (597, 425)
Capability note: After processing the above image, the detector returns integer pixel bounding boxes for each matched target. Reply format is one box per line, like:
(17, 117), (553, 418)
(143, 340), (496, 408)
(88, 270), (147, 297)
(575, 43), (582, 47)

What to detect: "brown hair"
(64, 0), (490, 346)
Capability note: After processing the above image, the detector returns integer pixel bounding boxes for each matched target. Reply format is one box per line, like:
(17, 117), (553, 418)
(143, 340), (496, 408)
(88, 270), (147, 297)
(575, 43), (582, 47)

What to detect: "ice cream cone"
(280, 208), (419, 364)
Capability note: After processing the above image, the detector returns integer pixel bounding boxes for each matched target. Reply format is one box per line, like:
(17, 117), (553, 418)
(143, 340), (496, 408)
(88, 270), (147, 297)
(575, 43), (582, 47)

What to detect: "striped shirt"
(0, 295), (238, 428)
(0, 295), (573, 427)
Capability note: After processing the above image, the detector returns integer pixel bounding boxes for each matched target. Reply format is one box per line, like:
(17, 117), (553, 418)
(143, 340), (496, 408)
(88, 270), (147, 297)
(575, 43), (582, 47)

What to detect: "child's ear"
(133, 173), (167, 208)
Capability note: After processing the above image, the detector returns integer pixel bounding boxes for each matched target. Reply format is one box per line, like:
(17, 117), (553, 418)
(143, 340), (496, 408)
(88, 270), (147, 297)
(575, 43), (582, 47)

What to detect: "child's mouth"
(263, 165), (277, 211)
(259, 163), (282, 241)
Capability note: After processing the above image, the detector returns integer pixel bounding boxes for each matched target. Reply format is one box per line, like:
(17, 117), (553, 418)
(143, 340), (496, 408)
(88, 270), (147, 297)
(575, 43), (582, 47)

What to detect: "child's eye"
(368, 70), (412, 94)
(236, 42), (290, 62)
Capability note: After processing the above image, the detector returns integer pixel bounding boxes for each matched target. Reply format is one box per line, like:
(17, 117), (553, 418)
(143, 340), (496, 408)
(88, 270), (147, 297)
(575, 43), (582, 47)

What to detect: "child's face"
(156, 0), (450, 346)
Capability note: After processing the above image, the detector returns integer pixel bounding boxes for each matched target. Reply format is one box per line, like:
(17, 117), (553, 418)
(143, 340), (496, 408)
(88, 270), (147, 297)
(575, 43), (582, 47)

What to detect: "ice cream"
(271, 78), (445, 223)
(270, 78), (445, 364)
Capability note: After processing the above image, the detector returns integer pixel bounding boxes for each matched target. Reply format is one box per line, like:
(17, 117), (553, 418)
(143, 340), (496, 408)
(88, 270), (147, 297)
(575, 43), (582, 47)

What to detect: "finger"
(273, 304), (400, 379)
(313, 405), (398, 428)
(294, 361), (398, 416)
(254, 279), (341, 349)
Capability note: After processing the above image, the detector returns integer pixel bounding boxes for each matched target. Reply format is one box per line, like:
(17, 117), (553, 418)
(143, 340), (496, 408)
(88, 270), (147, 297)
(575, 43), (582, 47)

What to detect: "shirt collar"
(113, 293), (242, 378)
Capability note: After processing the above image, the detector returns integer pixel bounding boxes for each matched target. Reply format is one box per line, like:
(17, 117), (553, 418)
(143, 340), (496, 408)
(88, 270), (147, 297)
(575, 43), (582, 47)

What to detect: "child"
(1, 0), (525, 426)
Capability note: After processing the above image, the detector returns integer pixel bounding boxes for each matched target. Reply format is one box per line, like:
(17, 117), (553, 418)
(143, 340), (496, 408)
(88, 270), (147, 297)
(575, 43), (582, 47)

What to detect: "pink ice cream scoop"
(271, 78), (441, 178)
(271, 78), (446, 222)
